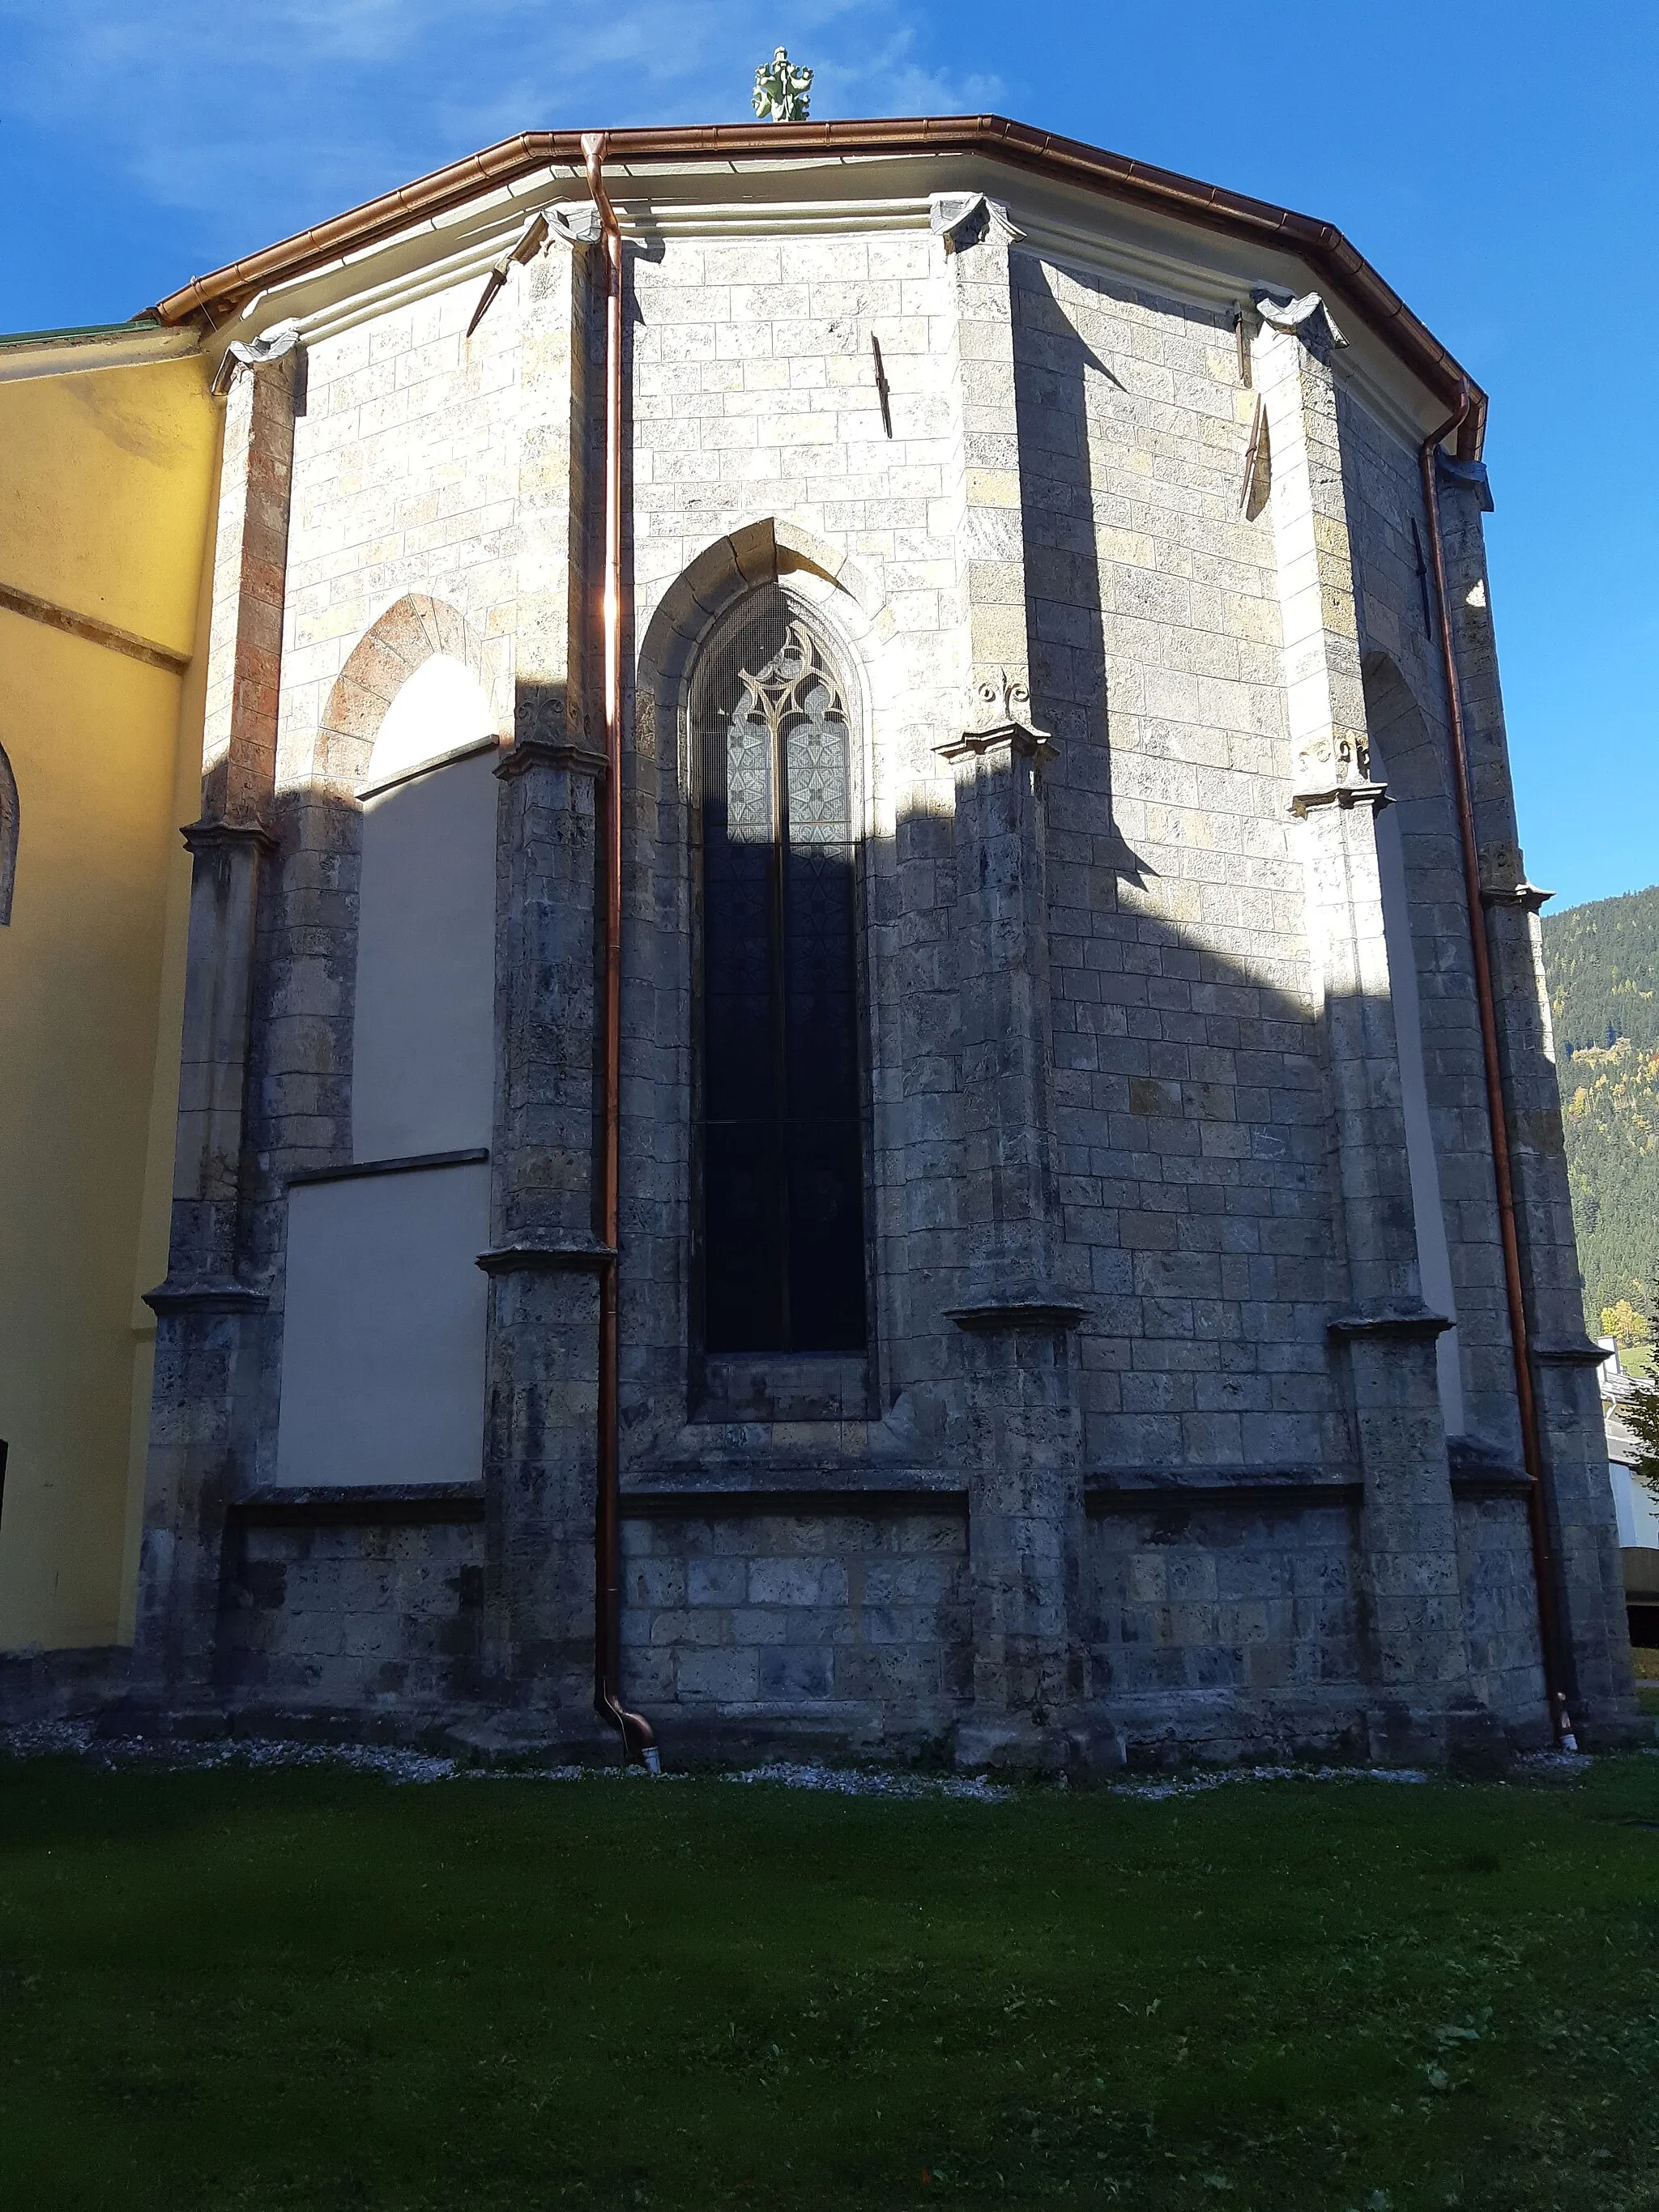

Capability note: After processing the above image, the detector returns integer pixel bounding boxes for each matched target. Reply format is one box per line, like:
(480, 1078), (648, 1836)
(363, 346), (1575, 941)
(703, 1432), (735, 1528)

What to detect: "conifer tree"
(1626, 1379), (1659, 1507)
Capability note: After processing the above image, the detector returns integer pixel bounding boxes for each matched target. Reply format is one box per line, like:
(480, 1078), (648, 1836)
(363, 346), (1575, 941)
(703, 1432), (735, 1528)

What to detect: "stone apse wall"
(132, 181), (1636, 1765)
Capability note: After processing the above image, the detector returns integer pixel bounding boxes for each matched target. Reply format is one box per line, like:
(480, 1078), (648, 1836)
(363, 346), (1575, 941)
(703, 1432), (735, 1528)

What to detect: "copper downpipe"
(1418, 395), (1574, 1748)
(584, 130), (657, 1771)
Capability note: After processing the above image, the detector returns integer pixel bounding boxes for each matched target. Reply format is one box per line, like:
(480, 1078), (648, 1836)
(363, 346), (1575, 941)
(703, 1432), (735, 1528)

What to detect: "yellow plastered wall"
(0, 348), (218, 1650)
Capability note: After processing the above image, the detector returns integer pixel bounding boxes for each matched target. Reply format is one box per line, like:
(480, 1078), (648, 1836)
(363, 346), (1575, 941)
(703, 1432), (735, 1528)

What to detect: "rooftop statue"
(753, 45), (812, 122)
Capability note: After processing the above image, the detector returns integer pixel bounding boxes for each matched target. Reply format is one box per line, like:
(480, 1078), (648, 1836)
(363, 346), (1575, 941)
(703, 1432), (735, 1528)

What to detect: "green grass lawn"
(2, 1751), (1657, 2211)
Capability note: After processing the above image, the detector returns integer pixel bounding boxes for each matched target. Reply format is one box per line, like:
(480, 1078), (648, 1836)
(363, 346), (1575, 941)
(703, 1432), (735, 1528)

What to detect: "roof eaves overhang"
(147, 115), (1486, 455)
(0, 315), (203, 384)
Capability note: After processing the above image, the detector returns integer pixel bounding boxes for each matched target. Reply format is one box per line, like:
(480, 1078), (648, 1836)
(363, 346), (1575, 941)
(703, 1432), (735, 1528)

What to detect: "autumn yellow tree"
(1600, 1298), (1651, 1349)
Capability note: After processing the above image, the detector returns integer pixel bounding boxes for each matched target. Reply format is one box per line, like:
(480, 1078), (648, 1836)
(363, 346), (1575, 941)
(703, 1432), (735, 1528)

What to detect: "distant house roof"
(145, 114), (1486, 454)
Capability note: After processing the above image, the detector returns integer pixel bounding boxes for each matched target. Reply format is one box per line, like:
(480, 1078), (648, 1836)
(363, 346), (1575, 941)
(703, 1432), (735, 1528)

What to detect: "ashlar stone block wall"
(128, 174), (1637, 1766)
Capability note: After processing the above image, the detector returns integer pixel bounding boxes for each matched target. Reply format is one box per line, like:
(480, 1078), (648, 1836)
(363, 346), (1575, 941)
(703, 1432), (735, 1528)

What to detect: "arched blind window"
(698, 589), (867, 1353)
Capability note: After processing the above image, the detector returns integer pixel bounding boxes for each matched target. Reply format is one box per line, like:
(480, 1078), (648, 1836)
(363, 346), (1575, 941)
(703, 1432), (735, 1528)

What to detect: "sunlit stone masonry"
(4, 116), (1637, 1767)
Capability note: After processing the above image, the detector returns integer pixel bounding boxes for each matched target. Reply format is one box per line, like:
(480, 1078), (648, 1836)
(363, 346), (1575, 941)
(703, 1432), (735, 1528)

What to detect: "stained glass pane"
(697, 590), (867, 1355)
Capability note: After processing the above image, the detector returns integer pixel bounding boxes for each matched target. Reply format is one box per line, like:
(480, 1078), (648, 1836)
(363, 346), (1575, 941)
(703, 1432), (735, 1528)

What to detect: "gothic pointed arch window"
(695, 586), (868, 1354)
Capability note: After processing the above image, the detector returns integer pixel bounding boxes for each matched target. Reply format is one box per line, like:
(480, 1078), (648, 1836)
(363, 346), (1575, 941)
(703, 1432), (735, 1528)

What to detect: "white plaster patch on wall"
(353, 744), (497, 1163)
(275, 1160), (490, 1489)
(1374, 788), (1465, 1434)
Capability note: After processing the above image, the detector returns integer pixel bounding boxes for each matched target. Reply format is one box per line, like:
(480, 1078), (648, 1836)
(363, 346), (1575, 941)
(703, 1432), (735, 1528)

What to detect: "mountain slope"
(1541, 883), (1659, 1329)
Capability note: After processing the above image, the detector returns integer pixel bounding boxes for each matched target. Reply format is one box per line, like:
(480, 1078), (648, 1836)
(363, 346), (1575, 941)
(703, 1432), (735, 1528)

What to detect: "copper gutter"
(147, 116), (1482, 448)
(1418, 398), (1574, 1747)
(584, 131), (658, 1771)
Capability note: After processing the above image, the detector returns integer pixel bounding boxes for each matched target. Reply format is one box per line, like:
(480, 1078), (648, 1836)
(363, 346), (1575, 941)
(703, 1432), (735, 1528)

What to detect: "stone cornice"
(180, 816), (279, 857)
(622, 1471), (967, 1515)
(1085, 1468), (1362, 1513)
(149, 117), (1486, 454)
(494, 736), (609, 782)
(928, 190), (1022, 252)
(143, 1276), (268, 1315)
(210, 318), (301, 398)
(1290, 779), (1389, 820)
(549, 202), (602, 248)
(1480, 880), (1553, 913)
(476, 1238), (616, 1276)
(936, 670), (1055, 766)
(947, 1299), (1085, 1332)
(1327, 1304), (1454, 1341)
(1532, 1338), (1611, 1368)
(289, 1148), (488, 1188)
(1253, 287), (1347, 349)
(228, 1483), (485, 1527)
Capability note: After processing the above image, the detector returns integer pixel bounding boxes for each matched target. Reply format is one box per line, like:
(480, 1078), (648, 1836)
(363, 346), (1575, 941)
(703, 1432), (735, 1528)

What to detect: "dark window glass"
(699, 590), (866, 1353)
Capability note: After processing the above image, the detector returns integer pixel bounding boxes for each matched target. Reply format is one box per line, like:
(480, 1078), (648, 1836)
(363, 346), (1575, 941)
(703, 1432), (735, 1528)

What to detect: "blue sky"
(2, 0), (1653, 910)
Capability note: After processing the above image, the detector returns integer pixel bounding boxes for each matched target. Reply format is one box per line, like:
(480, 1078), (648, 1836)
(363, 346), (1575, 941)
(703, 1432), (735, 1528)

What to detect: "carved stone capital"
(947, 1298), (1085, 1333)
(1480, 879), (1553, 913)
(494, 736), (609, 782)
(1436, 450), (1495, 514)
(1290, 778), (1389, 820)
(143, 1275), (269, 1316)
(211, 319), (301, 398)
(1253, 288), (1346, 350)
(1532, 1337), (1612, 1368)
(929, 192), (1023, 254)
(1327, 1304), (1454, 1341)
(549, 201), (602, 248)
(476, 1238), (616, 1276)
(936, 668), (1054, 765)
(1289, 718), (1374, 804)
(180, 816), (279, 857)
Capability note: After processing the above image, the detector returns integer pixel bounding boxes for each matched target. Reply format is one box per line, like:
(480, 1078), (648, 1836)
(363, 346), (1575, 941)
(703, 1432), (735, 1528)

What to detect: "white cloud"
(0, 0), (1005, 262)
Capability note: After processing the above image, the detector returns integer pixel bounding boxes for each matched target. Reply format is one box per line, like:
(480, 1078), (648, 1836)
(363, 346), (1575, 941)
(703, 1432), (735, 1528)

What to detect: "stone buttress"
(114, 150), (1636, 1767)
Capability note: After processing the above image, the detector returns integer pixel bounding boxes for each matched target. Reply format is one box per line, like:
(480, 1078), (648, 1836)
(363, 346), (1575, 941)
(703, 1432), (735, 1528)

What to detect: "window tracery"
(697, 592), (867, 1355)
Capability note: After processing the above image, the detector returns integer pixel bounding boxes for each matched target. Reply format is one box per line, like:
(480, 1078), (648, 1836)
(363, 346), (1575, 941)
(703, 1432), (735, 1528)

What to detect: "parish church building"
(0, 114), (1638, 1767)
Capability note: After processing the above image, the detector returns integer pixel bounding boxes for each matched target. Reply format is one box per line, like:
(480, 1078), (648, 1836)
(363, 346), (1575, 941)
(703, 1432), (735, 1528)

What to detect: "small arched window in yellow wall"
(0, 745), (17, 925)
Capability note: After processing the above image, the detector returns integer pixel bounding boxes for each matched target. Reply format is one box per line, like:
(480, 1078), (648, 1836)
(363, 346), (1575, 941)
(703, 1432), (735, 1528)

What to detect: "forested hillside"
(1541, 883), (1659, 1333)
